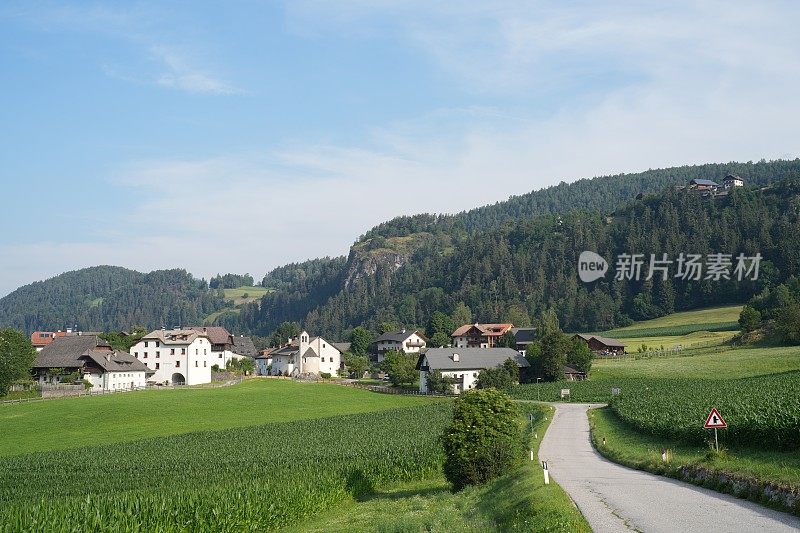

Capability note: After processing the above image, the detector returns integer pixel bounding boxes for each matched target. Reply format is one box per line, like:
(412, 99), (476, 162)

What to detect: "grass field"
(291, 405), (590, 532)
(618, 330), (737, 352)
(0, 379), (433, 457)
(223, 285), (271, 304)
(592, 346), (800, 380)
(602, 305), (743, 335)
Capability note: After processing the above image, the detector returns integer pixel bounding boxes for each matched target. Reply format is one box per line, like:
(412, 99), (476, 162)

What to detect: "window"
(181, 348), (186, 355)
(156, 351), (160, 358)
(196, 349), (199, 355)
(143, 353), (148, 359)
(134, 352), (138, 357)
(144, 341), (149, 348)
(176, 361), (180, 368)
(155, 363), (160, 369)
(204, 349), (207, 355)
(156, 341), (160, 348)
(204, 361), (207, 368)
(171, 348), (175, 355)
(195, 361), (198, 367)
(321, 357), (325, 362)
(218, 353), (222, 359)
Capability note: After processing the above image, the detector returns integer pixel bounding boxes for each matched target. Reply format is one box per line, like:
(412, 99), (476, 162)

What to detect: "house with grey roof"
(416, 347), (529, 394)
(270, 331), (341, 377)
(511, 327), (537, 353)
(130, 329), (213, 385)
(370, 329), (428, 362)
(32, 335), (150, 391)
(573, 334), (626, 354)
(231, 335), (257, 358)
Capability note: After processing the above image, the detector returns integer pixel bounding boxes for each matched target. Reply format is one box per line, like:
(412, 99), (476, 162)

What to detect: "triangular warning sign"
(704, 407), (727, 429)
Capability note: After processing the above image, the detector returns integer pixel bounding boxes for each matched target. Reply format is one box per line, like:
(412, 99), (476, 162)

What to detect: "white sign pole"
(714, 428), (719, 452)
(541, 461), (550, 485)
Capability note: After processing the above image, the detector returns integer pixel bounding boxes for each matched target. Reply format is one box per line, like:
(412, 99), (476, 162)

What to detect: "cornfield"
(0, 403), (451, 532)
(610, 372), (800, 449)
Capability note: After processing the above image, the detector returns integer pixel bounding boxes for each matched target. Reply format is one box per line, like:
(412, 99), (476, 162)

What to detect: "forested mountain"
(0, 266), (226, 333)
(3, 160), (800, 339)
(227, 160), (800, 339)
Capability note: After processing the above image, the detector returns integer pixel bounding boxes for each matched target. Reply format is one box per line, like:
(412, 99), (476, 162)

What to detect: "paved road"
(538, 403), (800, 533)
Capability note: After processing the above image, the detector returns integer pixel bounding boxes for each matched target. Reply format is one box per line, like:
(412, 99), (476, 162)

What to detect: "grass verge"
(289, 404), (590, 532)
(589, 407), (800, 515)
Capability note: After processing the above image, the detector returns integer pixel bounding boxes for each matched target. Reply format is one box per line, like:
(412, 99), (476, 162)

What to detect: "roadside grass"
(589, 407), (800, 512)
(0, 379), (434, 457)
(289, 405), (590, 533)
(591, 346), (800, 380)
(600, 305), (743, 336)
(0, 389), (40, 401)
(619, 330), (736, 352)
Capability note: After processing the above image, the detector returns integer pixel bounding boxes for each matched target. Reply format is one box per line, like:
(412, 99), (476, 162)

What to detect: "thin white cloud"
(150, 45), (242, 95)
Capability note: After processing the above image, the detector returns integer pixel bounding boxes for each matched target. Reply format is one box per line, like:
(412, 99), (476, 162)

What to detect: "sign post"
(703, 407), (727, 451)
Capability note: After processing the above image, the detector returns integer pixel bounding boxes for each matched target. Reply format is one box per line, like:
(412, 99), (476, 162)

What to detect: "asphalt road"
(538, 403), (800, 533)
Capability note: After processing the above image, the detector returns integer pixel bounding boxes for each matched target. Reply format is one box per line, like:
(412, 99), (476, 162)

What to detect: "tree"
(381, 350), (418, 387)
(342, 352), (369, 378)
(269, 322), (301, 348)
(739, 305), (762, 333)
(442, 389), (525, 491)
(349, 327), (373, 356)
(0, 328), (36, 396)
(451, 302), (473, 328)
(429, 311), (455, 337)
(476, 359), (520, 390)
(776, 305), (800, 344)
(527, 330), (569, 381)
(429, 331), (451, 348)
(425, 369), (457, 394)
(535, 309), (560, 338)
(496, 330), (517, 349)
(567, 338), (593, 373)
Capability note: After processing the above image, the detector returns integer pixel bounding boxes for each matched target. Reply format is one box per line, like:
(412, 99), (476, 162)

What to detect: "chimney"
(452, 353), (460, 362)
(401, 328), (406, 334)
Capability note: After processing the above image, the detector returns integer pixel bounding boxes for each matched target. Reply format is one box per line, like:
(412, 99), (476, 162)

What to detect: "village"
(27, 321), (626, 397)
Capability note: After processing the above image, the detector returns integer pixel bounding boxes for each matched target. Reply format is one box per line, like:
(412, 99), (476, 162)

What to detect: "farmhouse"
(370, 329), (428, 362)
(254, 348), (274, 376)
(573, 333), (626, 354)
(417, 347), (529, 394)
(231, 335), (257, 359)
(688, 178), (719, 191)
(31, 335), (149, 391)
(511, 327), (536, 352)
(723, 174), (744, 188)
(451, 323), (514, 348)
(269, 331), (341, 377)
(30, 329), (101, 351)
(563, 364), (587, 381)
(130, 329), (213, 385)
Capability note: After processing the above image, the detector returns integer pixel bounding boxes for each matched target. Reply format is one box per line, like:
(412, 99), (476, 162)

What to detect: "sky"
(1, 1), (799, 296)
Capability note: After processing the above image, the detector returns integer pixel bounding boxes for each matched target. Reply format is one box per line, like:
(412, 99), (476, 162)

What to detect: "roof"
(255, 348), (275, 360)
(187, 326), (232, 346)
(690, 178), (719, 187)
(451, 323), (514, 337)
(419, 348), (529, 371)
(34, 335), (111, 368)
(302, 347), (319, 358)
(142, 329), (206, 345)
(723, 174), (742, 181)
(511, 327), (537, 344)
(231, 336), (257, 357)
(563, 364), (585, 375)
(574, 334), (626, 348)
(80, 349), (149, 373)
(332, 342), (351, 353)
(271, 343), (299, 357)
(373, 330), (427, 343)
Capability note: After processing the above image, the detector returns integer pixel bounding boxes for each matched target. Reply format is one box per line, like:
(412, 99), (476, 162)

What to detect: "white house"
(187, 326), (244, 368)
(370, 329), (428, 362)
(417, 347), (529, 394)
(130, 329), (213, 385)
(723, 174), (744, 189)
(451, 323), (514, 349)
(79, 349), (149, 391)
(269, 331), (341, 377)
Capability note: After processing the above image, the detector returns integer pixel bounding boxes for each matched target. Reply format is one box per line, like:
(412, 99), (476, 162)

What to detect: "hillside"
(229, 171), (800, 338)
(0, 266), (226, 334)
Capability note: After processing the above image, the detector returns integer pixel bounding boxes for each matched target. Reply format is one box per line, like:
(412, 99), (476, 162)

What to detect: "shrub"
(442, 389), (525, 491)
(320, 372), (332, 379)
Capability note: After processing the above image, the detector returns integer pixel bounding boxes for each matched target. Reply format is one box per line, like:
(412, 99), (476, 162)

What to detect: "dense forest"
(0, 267), (226, 334)
(3, 160), (800, 339)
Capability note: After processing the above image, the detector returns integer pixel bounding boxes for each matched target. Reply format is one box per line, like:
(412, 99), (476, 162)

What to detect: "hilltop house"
(269, 331), (341, 377)
(417, 347), (529, 394)
(573, 334), (626, 355)
(451, 323), (514, 348)
(723, 174), (744, 189)
(511, 327), (537, 353)
(32, 335), (148, 391)
(689, 178), (719, 191)
(370, 329), (428, 362)
(130, 329), (213, 385)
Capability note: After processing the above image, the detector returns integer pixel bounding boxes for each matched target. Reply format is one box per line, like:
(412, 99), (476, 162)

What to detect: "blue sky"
(1, 1), (799, 296)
